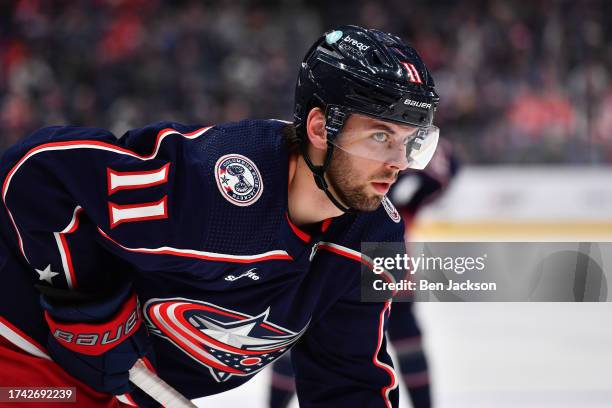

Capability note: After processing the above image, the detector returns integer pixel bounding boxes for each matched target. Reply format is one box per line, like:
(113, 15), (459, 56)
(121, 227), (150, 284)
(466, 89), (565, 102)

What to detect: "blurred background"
(1, 0), (611, 407)
(1, 0), (612, 162)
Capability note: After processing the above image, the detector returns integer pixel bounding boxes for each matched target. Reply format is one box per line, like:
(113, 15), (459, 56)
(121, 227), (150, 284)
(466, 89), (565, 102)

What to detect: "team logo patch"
(144, 298), (308, 382)
(215, 154), (263, 206)
(382, 196), (401, 223)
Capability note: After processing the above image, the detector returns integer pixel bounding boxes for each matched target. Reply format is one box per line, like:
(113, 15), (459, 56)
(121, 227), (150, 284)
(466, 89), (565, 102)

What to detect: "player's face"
(326, 114), (413, 211)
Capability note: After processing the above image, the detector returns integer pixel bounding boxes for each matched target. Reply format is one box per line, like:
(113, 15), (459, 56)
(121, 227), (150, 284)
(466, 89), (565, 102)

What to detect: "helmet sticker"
(325, 30), (343, 45)
(341, 34), (370, 52)
(400, 62), (423, 84)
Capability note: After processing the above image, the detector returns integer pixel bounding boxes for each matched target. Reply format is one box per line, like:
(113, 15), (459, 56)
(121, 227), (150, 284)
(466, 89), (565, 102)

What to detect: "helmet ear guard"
(323, 105), (348, 142)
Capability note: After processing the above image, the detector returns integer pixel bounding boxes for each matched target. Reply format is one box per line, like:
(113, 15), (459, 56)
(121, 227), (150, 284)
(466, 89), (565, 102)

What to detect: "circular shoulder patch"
(381, 196), (401, 223)
(215, 154), (263, 206)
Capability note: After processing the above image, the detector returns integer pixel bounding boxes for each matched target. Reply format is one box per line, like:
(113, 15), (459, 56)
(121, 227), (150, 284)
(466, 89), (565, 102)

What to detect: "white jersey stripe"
(317, 241), (396, 285)
(53, 232), (73, 288)
(373, 301), (398, 407)
(115, 394), (138, 406)
(0, 317), (51, 360)
(97, 227), (292, 263)
(54, 205), (83, 289)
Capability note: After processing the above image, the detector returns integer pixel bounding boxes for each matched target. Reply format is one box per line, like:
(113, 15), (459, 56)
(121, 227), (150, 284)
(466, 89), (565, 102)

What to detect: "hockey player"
(268, 141), (458, 408)
(0, 25), (439, 407)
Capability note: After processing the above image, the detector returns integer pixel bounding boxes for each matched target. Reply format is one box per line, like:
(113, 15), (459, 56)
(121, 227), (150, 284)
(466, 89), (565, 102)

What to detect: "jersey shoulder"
(198, 119), (290, 201)
(112, 119), (292, 254)
(180, 119), (292, 254)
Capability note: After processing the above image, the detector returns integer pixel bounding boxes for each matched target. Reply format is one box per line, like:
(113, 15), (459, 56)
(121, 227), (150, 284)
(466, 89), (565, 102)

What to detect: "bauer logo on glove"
(44, 293), (142, 356)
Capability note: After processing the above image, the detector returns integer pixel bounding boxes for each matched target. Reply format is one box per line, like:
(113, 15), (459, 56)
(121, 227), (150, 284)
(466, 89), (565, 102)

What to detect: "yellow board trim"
(411, 222), (612, 240)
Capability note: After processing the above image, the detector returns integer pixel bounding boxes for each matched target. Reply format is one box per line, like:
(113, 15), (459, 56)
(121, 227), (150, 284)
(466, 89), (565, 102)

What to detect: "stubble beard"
(326, 148), (396, 212)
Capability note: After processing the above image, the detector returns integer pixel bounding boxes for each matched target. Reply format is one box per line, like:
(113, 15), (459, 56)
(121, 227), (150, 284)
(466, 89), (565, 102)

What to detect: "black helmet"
(293, 25), (440, 213)
(294, 25), (439, 142)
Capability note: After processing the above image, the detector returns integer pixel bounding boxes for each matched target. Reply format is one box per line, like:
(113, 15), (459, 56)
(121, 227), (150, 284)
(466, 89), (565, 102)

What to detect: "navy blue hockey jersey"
(0, 119), (404, 407)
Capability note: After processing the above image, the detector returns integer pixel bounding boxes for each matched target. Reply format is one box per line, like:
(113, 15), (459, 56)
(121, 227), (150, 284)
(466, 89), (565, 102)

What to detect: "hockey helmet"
(294, 25), (440, 170)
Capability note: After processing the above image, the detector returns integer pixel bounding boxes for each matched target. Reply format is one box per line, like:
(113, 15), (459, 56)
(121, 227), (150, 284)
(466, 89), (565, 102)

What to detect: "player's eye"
(371, 132), (389, 143)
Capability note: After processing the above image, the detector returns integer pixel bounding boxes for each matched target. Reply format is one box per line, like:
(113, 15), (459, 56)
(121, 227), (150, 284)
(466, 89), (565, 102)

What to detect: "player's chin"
(352, 193), (384, 212)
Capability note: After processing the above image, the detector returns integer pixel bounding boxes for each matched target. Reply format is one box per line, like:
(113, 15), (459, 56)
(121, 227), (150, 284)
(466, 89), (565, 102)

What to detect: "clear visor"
(330, 124), (439, 170)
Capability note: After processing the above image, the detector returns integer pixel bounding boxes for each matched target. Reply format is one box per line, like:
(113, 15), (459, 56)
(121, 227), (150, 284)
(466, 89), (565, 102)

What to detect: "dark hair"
(282, 122), (301, 154)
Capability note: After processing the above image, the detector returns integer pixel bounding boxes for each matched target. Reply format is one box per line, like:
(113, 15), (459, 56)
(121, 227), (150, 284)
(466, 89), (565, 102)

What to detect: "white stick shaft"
(129, 359), (197, 407)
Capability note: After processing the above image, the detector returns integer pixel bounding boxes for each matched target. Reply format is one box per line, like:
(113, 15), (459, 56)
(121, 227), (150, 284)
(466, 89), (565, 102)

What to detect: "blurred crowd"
(1, 0), (611, 164)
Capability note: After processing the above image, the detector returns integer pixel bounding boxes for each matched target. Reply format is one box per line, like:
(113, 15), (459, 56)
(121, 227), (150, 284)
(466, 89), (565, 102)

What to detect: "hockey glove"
(40, 280), (154, 395)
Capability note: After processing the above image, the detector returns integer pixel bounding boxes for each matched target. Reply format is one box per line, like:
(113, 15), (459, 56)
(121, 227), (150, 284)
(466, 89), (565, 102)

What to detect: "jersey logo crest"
(382, 196), (401, 223)
(215, 154), (263, 206)
(144, 298), (308, 382)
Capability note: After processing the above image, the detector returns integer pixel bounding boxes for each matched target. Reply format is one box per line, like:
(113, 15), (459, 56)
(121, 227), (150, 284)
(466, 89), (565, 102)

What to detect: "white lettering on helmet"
(342, 35), (370, 52)
(403, 99), (432, 109)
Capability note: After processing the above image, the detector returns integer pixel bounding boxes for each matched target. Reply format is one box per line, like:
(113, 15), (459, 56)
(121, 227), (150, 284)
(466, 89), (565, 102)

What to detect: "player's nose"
(385, 148), (409, 171)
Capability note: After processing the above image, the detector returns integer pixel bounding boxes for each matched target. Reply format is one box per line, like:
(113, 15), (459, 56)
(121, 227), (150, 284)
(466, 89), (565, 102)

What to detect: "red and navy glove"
(40, 281), (154, 395)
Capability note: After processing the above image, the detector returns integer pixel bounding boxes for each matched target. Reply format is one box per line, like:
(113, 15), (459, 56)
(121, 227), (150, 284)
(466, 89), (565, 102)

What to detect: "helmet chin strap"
(298, 105), (356, 213)
(301, 141), (353, 214)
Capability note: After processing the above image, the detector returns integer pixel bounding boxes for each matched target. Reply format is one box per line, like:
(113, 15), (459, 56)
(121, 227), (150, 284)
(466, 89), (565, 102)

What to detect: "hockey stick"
(129, 359), (197, 407)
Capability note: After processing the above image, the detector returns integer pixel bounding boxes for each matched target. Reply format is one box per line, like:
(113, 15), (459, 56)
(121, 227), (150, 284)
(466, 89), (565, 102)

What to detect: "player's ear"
(305, 107), (327, 150)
